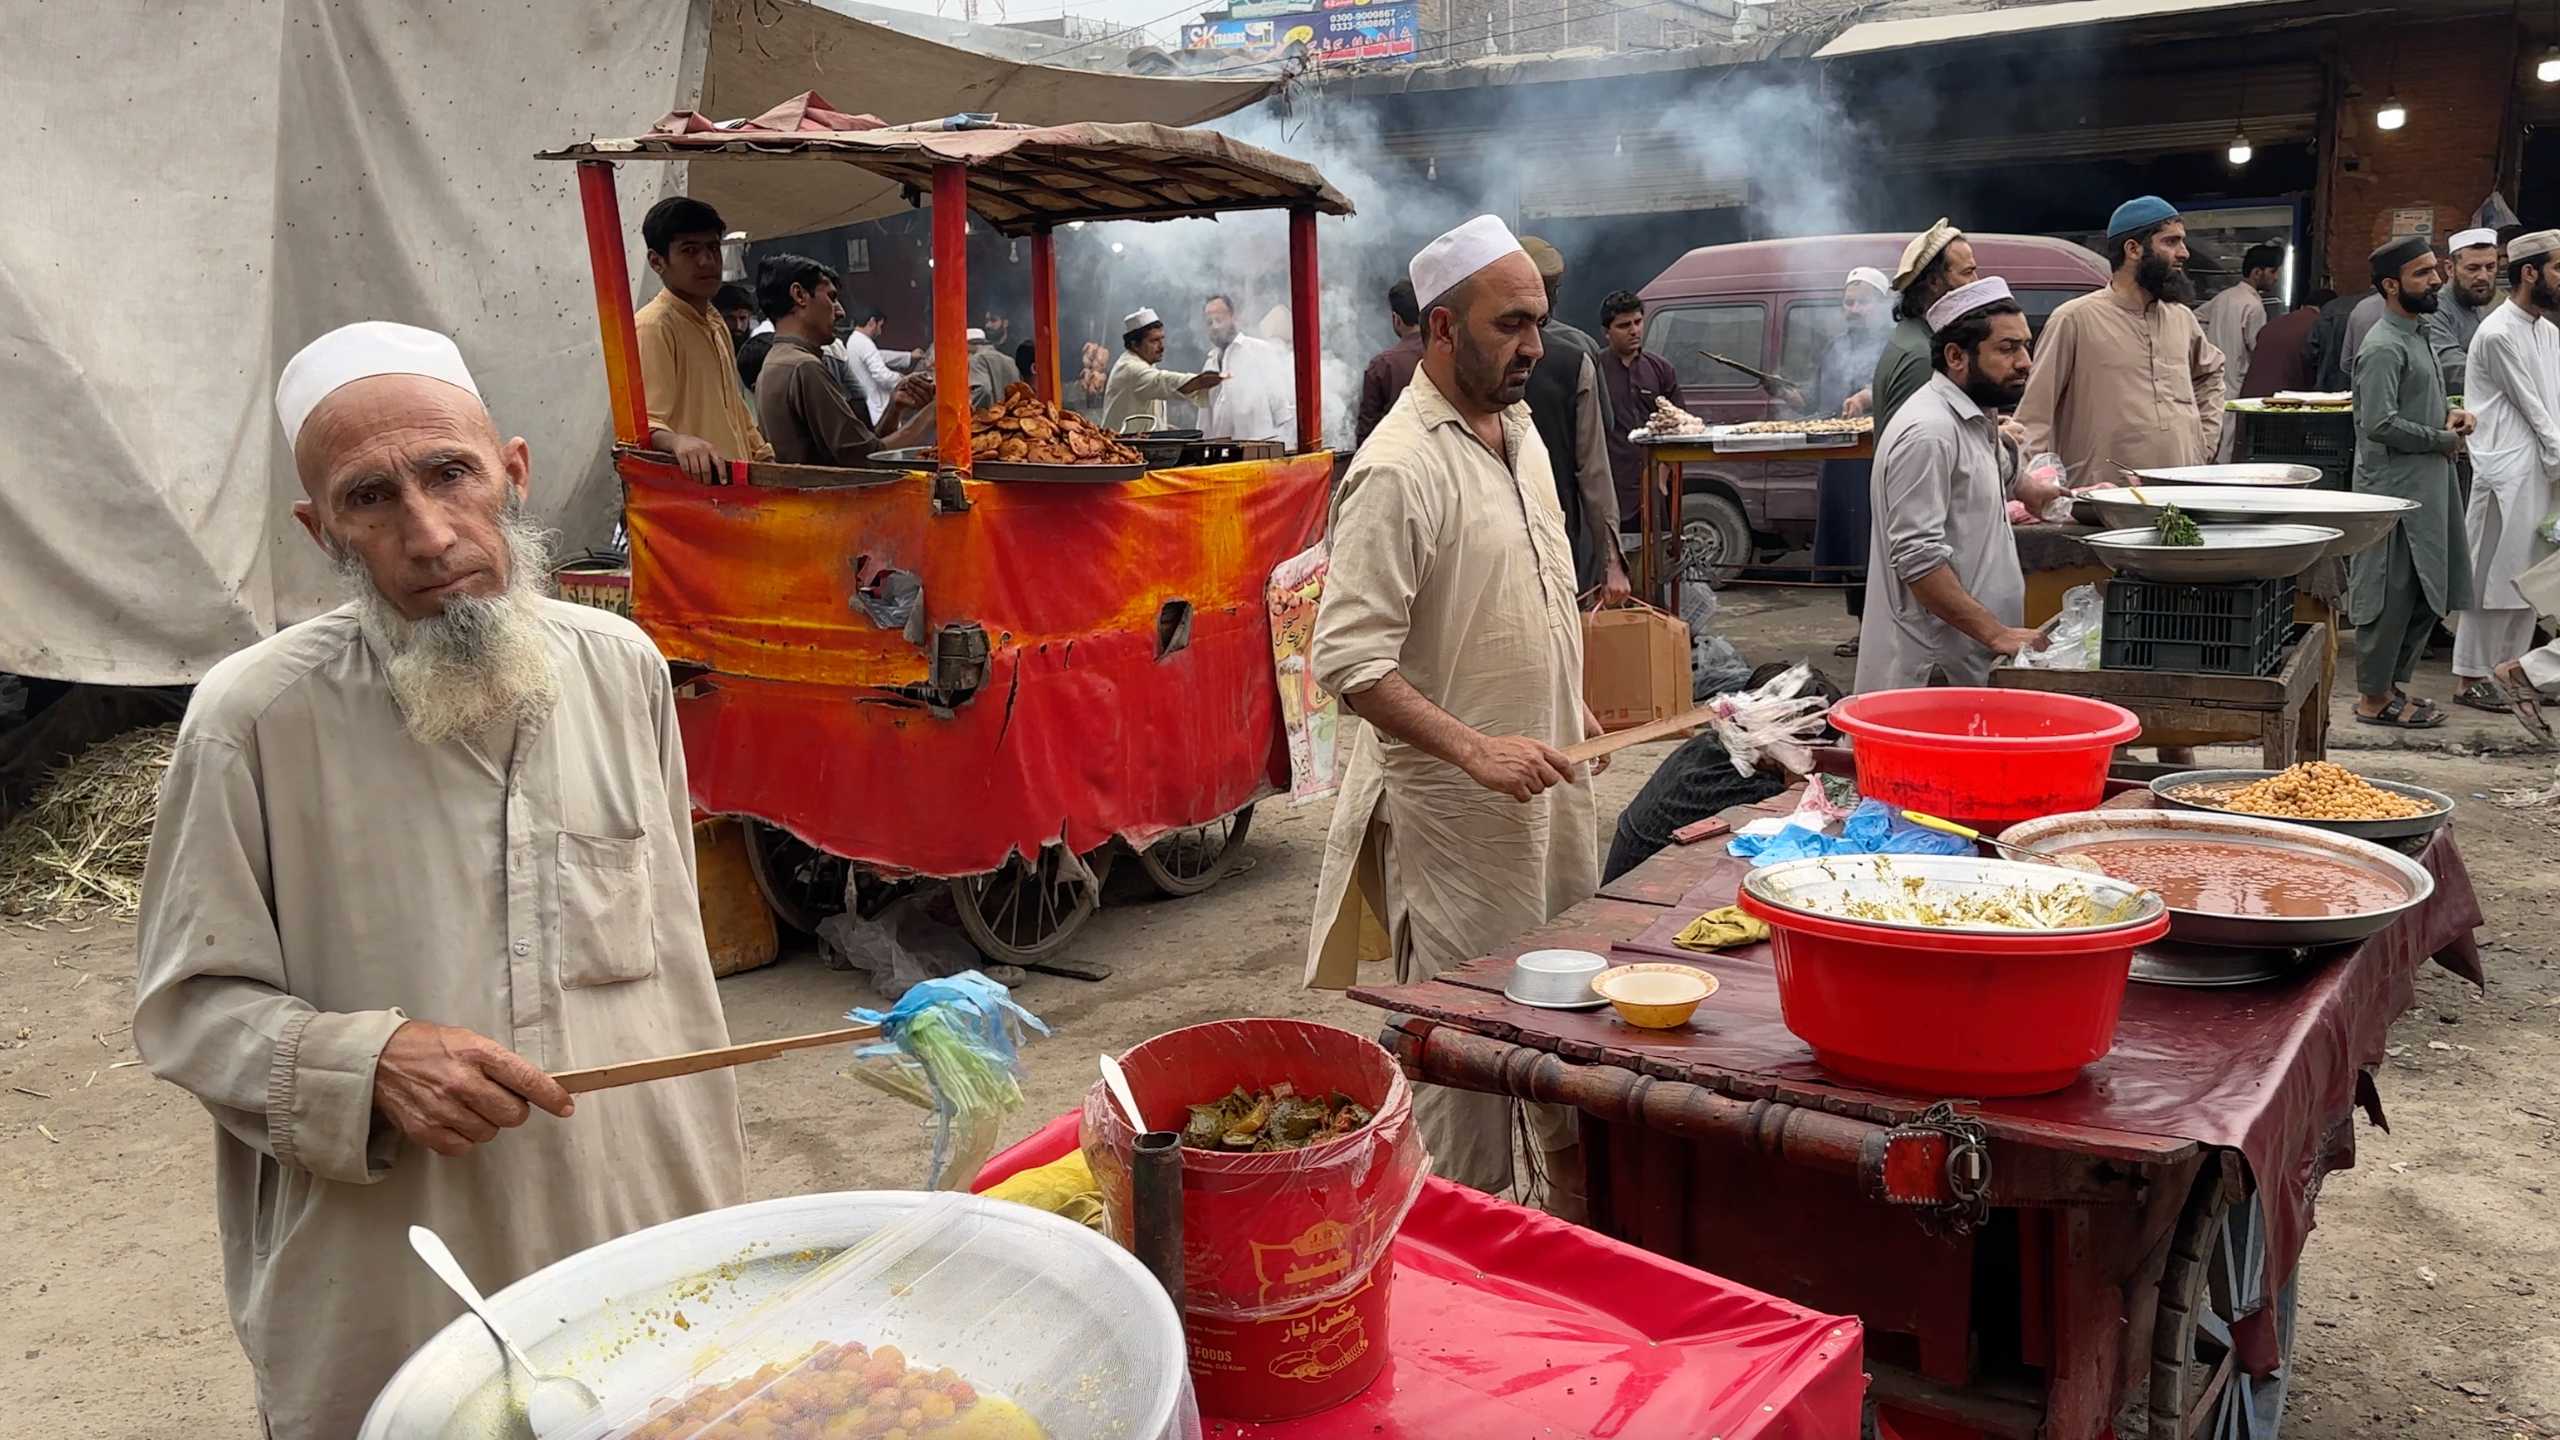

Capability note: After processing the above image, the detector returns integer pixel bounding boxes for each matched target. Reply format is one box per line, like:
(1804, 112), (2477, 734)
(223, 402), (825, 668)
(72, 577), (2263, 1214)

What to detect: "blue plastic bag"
(847, 972), (1051, 1188)
(1728, 798), (1975, 868)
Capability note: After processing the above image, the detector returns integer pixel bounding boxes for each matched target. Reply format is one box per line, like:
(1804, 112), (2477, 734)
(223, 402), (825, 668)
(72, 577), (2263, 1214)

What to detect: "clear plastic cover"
(1080, 1019), (1429, 1323)
(557, 1192), (1198, 1440)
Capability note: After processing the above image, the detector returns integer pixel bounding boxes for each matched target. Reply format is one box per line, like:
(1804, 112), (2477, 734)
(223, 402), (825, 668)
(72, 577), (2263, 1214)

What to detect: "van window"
(2015, 288), (2078, 339)
(1648, 304), (1767, 389)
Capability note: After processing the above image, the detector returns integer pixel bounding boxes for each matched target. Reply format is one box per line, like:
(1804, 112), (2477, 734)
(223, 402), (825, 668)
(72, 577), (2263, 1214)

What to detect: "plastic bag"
(2011, 582), (2101, 670)
(547, 1191), (1201, 1440)
(2021, 451), (2078, 525)
(847, 974), (1051, 1190)
(1079, 1019), (1429, 1324)
(1701, 661), (1833, 777)
(815, 895), (980, 999)
(1728, 798), (1977, 867)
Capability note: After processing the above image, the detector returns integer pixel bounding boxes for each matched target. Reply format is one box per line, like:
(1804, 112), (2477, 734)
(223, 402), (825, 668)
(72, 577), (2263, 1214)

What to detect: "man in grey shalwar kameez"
(2351, 237), (2478, 727)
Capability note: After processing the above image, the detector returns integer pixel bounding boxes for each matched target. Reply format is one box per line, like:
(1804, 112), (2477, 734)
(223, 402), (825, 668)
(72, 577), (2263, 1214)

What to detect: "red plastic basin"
(1738, 879), (2170, 1096)
(1829, 688), (2140, 830)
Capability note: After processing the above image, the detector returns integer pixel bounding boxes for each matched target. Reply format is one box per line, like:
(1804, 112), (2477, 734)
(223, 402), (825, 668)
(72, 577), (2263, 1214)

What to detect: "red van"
(1635, 233), (2110, 577)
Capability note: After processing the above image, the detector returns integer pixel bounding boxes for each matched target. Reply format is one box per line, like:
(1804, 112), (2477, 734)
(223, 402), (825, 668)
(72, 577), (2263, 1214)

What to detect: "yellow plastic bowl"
(1590, 963), (1719, 1029)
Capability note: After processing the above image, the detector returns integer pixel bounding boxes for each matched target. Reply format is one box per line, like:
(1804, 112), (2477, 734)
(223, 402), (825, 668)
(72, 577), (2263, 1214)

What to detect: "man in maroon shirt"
(2240, 287), (2332, 398)
(1355, 278), (1426, 446)
(1599, 289), (1683, 528)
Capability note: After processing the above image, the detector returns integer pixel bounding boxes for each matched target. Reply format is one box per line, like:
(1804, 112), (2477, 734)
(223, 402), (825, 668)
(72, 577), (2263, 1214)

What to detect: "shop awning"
(1814, 0), (2294, 59)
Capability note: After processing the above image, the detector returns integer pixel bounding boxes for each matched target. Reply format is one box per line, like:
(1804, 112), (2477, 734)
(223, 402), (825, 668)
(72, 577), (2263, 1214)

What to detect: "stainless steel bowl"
(2078, 485), (2417, 560)
(2081, 523), (2343, 582)
(2149, 768), (2455, 843)
(2117, 462), (2324, 488)
(360, 1193), (1190, 1440)
(1740, 852), (2165, 936)
(1997, 808), (2435, 949)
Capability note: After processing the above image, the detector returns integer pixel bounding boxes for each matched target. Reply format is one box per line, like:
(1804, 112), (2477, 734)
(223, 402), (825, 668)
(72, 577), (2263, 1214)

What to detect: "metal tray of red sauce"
(1997, 808), (2435, 950)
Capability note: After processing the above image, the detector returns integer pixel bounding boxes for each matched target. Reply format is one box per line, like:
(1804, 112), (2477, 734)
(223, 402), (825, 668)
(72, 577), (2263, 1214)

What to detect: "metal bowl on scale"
(2075, 485), (2418, 561)
(2080, 523), (2343, 582)
(2113, 462), (2325, 488)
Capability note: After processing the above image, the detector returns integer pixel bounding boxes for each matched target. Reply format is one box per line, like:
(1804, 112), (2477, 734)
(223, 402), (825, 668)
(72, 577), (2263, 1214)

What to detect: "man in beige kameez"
(1306, 216), (1605, 1209)
(2016, 196), (2228, 487)
(135, 322), (745, 1439)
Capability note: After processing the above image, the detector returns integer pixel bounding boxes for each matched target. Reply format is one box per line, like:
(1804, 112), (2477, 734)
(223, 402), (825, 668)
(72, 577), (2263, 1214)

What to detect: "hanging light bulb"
(2540, 45), (2560, 83)
(2227, 130), (2253, 166)
(1111, 241), (1126, 255)
(2376, 94), (2407, 130)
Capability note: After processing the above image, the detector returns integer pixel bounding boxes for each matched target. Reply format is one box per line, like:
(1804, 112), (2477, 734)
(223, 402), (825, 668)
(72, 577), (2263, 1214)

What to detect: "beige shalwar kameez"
(1304, 369), (1600, 1195)
(2015, 286), (2227, 487)
(134, 598), (747, 1440)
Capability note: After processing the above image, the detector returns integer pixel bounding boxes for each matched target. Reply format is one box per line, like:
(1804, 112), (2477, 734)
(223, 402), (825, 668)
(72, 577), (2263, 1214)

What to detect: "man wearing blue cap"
(2016, 196), (2226, 487)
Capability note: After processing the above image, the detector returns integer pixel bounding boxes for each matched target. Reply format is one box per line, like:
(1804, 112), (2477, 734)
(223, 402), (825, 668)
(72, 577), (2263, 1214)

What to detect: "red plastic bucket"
(1739, 885), (2170, 1096)
(1081, 1020), (1428, 1421)
(1828, 688), (2140, 830)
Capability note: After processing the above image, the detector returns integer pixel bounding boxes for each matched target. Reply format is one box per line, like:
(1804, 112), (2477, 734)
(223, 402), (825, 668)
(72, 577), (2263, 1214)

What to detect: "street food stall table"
(971, 1115), (1870, 1438)
(1637, 435), (1874, 606)
(1352, 780), (2484, 1440)
(1994, 623), (2331, 768)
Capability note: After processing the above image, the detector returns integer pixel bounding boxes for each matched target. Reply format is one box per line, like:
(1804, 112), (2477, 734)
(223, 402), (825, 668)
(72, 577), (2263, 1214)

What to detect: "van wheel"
(1679, 493), (1752, 588)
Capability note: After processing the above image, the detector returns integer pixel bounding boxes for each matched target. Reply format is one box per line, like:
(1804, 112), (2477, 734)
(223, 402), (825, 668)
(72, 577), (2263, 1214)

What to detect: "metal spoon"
(408, 1225), (601, 1436)
(1901, 810), (2106, 874)
(1098, 1052), (1147, 1131)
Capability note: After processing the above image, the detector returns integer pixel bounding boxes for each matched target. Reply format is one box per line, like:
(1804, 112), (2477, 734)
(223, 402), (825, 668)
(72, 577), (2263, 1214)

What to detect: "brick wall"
(2323, 15), (2516, 285)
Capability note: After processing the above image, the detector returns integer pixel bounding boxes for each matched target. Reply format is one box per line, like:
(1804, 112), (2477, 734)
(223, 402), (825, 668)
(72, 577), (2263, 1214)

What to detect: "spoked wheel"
(1676, 492), (1752, 589)
(740, 820), (851, 935)
(2147, 1173), (2296, 1439)
(1134, 805), (1256, 898)
(947, 846), (1102, 970)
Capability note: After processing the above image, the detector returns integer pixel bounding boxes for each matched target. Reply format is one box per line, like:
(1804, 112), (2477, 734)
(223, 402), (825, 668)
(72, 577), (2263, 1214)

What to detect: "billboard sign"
(1181, 1), (1419, 64)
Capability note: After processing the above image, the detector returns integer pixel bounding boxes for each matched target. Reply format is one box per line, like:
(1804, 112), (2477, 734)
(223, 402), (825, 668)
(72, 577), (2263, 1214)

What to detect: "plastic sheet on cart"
(977, 1115), (1867, 1439)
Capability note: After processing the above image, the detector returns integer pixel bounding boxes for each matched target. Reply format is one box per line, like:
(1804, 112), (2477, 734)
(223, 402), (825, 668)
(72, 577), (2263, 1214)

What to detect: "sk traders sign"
(1182, 0), (1419, 64)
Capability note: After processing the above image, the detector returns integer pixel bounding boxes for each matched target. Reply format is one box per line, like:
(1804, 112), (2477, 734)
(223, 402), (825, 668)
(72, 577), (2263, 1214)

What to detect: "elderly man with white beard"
(133, 322), (746, 1439)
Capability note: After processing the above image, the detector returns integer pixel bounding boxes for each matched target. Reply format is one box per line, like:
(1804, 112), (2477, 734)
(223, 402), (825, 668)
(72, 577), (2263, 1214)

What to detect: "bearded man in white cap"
(1856, 278), (2059, 691)
(1103, 306), (1223, 431)
(2427, 226), (2503, 395)
(133, 322), (746, 1439)
(1306, 215), (1603, 1215)
(2453, 229), (2560, 716)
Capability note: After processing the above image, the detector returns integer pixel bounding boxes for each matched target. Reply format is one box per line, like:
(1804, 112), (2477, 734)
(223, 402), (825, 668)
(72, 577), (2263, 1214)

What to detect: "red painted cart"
(541, 113), (1349, 973)
(1353, 770), (2485, 1440)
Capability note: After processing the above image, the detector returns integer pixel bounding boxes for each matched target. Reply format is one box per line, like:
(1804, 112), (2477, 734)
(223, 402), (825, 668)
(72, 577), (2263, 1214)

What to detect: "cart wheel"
(2147, 1175), (2296, 1439)
(1134, 805), (1255, 897)
(948, 846), (1101, 965)
(741, 820), (851, 935)
(1679, 492), (1752, 588)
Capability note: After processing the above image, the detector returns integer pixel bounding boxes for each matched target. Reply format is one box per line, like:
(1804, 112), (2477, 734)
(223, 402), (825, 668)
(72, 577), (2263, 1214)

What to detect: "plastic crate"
(2231, 408), (2354, 490)
(2100, 575), (2296, 676)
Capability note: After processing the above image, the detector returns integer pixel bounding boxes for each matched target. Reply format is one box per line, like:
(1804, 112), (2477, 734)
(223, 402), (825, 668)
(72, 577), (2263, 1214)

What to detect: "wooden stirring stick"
(1564, 703), (1717, 765)
(552, 1023), (882, 1095)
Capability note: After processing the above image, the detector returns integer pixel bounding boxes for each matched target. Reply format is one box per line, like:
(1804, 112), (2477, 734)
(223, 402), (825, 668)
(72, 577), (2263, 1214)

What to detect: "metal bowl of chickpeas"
(2150, 762), (2455, 843)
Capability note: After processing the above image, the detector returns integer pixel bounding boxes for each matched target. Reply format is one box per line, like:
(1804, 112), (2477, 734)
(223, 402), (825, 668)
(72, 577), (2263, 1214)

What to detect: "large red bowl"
(1738, 854), (2171, 1096)
(1829, 688), (2140, 830)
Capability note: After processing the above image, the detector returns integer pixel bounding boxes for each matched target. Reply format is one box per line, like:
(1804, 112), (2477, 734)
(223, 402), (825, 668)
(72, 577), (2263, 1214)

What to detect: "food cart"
(1352, 746), (2484, 1440)
(539, 113), (1349, 971)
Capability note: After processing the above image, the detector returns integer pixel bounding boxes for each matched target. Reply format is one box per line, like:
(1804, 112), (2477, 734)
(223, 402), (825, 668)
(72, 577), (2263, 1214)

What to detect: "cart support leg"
(575, 160), (647, 446)
(932, 163), (972, 477)
(1030, 226), (1060, 409)
(1289, 205), (1321, 453)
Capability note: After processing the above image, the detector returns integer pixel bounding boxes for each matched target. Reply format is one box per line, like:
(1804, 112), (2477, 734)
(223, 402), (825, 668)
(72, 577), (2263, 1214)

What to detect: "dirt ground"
(6, 584), (2559, 1437)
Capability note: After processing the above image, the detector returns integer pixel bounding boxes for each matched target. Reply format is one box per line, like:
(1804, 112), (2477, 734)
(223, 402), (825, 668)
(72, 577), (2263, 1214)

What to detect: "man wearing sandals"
(2451, 230), (2560, 721)
(2351, 237), (2477, 730)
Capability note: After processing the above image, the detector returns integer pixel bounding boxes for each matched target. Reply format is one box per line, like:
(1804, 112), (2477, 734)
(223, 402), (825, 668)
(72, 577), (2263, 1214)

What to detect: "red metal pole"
(576, 160), (648, 446)
(1288, 206), (1321, 453)
(932, 163), (972, 475)
(1030, 226), (1061, 409)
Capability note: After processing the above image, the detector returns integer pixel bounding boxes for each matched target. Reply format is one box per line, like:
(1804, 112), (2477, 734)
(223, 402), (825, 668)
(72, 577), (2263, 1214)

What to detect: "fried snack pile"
(616, 1340), (1042, 1440)
(1725, 417), (1873, 436)
(971, 384), (1143, 466)
(1646, 395), (1707, 436)
(1810, 868), (2111, 931)
(2173, 761), (2435, 821)
(1181, 1083), (1373, 1152)
(2154, 502), (2205, 547)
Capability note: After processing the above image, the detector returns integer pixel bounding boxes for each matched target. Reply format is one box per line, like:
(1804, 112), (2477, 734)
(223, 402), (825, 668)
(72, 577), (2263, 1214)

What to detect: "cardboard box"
(1584, 604), (1693, 731)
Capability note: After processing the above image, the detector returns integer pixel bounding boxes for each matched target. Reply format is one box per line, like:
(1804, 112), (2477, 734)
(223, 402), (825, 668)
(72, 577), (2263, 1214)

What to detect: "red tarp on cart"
(976, 1114), (1868, 1439)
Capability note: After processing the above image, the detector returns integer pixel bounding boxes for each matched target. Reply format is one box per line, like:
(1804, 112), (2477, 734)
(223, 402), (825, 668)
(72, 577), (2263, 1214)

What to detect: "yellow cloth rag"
(1675, 905), (1770, 951)
(980, 1150), (1108, 1231)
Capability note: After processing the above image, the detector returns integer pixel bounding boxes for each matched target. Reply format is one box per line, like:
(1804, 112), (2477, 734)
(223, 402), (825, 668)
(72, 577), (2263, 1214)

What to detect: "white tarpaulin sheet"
(1, 0), (1276, 685)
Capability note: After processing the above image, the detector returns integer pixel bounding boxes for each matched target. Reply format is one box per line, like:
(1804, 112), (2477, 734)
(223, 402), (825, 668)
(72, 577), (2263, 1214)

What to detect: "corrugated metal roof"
(1813, 0), (2294, 58)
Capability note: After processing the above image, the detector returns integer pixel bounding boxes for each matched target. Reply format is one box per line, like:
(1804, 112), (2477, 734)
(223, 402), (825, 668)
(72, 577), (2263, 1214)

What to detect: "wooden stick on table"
(1566, 703), (1718, 765)
(553, 1024), (883, 1095)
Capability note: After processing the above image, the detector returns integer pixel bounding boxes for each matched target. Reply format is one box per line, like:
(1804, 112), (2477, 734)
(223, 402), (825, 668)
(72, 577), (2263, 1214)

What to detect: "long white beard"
(339, 511), (562, 746)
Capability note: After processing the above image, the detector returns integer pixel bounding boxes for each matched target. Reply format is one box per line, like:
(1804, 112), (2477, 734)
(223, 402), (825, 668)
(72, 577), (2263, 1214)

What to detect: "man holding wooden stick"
(132, 322), (745, 1440)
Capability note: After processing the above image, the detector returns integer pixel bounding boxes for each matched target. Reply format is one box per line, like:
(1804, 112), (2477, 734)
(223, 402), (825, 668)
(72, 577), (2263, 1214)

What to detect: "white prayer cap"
(1122, 307), (1162, 332)
(2448, 227), (2499, 253)
(966, 327), (988, 343)
(2508, 229), (2560, 264)
(1926, 276), (2015, 333)
(1411, 214), (1527, 308)
(277, 321), (481, 448)
(1845, 266), (1891, 296)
